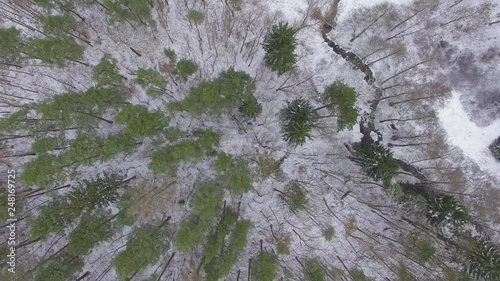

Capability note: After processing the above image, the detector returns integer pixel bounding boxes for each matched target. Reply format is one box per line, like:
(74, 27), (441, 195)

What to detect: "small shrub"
(176, 59), (198, 79)
(385, 182), (405, 201)
(350, 268), (374, 281)
(397, 264), (416, 281)
(323, 225), (335, 241)
(159, 61), (176, 75)
(303, 258), (326, 281)
(165, 127), (185, 141)
(135, 68), (167, 97)
(127, 178), (178, 223)
(278, 180), (307, 212)
(407, 236), (435, 263)
(275, 232), (292, 255)
(163, 48), (177, 62)
(215, 153), (253, 194)
(187, 9), (205, 24)
(344, 217), (357, 237)
(191, 181), (223, 220)
(229, 0), (244, 10)
(149, 140), (204, 175)
(239, 95), (262, 119)
(257, 155), (281, 179)
(92, 54), (124, 87)
(193, 129), (220, 151)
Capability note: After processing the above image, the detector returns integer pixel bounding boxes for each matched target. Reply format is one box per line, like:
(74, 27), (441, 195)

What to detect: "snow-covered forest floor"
(0, 0), (499, 280)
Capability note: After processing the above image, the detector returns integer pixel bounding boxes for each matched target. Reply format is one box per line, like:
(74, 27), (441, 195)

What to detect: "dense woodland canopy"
(0, 0), (499, 280)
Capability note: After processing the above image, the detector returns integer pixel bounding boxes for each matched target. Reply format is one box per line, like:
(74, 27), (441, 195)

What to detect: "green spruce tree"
(23, 35), (84, 66)
(0, 27), (23, 64)
(350, 142), (399, 182)
(67, 211), (115, 255)
(114, 104), (168, 138)
(426, 195), (469, 227)
(92, 54), (124, 87)
(239, 94), (262, 119)
(489, 137), (500, 160)
(322, 82), (359, 130)
(175, 216), (208, 251)
(169, 68), (256, 116)
(34, 252), (83, 281)
(465, 240), (500, 281)
(28, 199), (74, 239)
(66, 173), (124, 216)
(280, 98), (319, 147)
(113, 223), (169, 280)
(39, 14), (78, 36)
(263, 22), (297, 75)
(251, 252), (279, 281)
(104, 0), (154, 25)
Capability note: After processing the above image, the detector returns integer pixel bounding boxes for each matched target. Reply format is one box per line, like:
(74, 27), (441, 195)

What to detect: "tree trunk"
(367, 50), (401, 66)
(247, 258), (252, 281)
(389, 5), (429, 32)
(156, 252), (175, 281)
(389, 94), (443, 106)
(75, 271), (91, 281)
(381, 59), (431, 84)
(75, 110), (114, 124)
(379, 115), (435, 123)
(388, 142), (433, 147)
(351, 10), (387, 42)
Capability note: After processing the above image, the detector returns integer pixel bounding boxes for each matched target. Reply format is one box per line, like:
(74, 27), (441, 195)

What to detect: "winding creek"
(319, 1), (494, 238)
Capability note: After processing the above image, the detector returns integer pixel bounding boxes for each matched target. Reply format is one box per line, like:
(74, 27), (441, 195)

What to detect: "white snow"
(438, 91), (500, 180)
(337, 0), (414, 21)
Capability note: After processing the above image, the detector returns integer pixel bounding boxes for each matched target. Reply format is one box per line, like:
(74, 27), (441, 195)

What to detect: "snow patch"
(438, 91), (500, 180)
